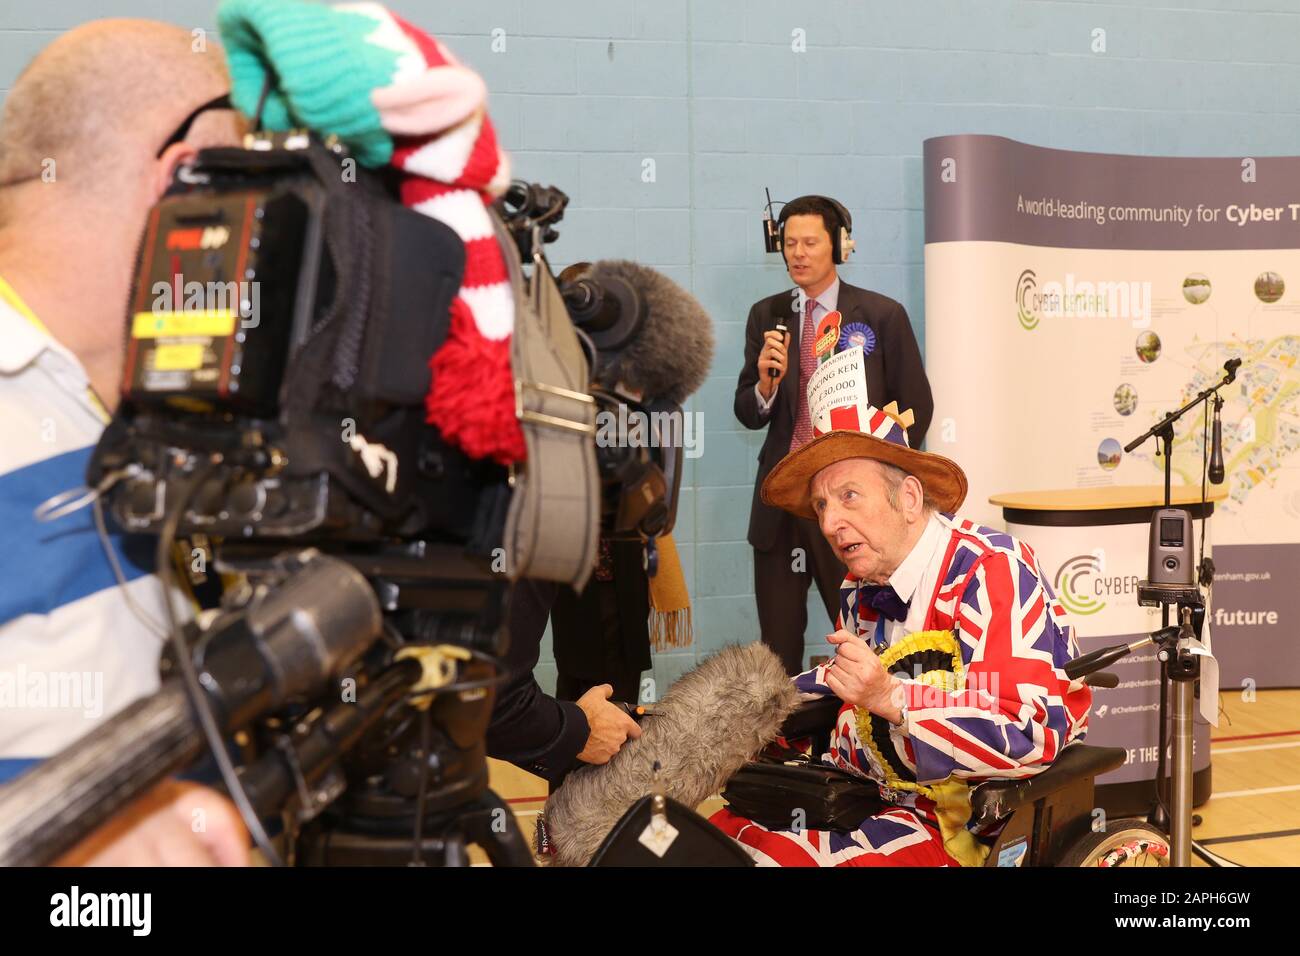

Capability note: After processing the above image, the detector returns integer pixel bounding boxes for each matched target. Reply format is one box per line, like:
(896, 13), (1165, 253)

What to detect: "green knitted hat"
(217, 0), (404, 166)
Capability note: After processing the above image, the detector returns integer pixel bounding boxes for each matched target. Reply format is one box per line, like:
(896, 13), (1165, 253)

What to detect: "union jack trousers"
(711, 514), (1092, 867)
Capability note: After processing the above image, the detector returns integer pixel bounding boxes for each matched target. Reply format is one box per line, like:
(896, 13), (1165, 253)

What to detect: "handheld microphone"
(1224, 357), (1242, 381)
(1209, 395), (1225, 484)
(769, 323), (788, 379)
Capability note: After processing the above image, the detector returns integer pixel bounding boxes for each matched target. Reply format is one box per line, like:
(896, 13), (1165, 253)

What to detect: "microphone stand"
(1122, 359), (1238, 866)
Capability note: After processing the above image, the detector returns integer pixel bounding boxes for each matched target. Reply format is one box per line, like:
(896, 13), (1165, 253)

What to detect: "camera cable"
(155, 456), (285, 866)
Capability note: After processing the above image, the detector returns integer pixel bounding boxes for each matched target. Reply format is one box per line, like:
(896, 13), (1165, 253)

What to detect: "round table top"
(989, 484), (1229, 512)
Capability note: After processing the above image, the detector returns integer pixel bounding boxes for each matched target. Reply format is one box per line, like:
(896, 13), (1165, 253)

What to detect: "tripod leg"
(441, 832), (469, 867)
(460, 789), (536, 867)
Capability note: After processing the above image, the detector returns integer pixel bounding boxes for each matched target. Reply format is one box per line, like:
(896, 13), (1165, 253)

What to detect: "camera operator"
(0, 20), (249, 865)
(489, 580), (642, 785)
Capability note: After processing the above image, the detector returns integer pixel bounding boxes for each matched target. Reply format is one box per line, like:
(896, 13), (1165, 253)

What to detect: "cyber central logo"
(1016, 269), (1038, 330)
(1013, 268), (1152, 330)
(1055, 554), (1104, 616)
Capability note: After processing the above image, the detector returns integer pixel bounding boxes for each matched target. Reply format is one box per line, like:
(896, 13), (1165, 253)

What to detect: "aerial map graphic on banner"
(924, 134), (1298, 691)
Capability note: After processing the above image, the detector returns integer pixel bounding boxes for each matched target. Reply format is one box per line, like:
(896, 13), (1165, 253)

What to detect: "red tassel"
(426, 297), (526, 464)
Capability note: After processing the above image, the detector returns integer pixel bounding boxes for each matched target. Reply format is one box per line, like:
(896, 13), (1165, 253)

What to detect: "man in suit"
(734, 195), (933, 675)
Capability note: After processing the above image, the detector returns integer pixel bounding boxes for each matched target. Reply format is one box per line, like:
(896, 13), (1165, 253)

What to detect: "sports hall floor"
(478, 688), (1300, 866)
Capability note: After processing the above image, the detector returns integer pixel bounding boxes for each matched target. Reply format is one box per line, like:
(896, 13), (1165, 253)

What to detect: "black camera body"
(92, 132), (508, 551)
(75, 132), (690, 864)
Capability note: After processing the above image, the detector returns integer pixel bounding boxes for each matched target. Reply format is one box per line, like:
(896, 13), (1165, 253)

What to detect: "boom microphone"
(576, 259), (715, 405)
(539, 641), (797, 866)
(560, 273), (640, 343)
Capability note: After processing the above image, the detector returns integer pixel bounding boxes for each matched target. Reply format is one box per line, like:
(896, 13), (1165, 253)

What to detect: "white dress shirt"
(869, 511), (951, 650)
(755, 277), (841, 415)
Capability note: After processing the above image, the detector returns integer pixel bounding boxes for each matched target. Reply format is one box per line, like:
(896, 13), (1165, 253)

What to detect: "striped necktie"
(789, 293), (818, 452)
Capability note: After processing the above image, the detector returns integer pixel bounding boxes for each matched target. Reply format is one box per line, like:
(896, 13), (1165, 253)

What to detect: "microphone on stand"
(1209, 394), (1225, 484)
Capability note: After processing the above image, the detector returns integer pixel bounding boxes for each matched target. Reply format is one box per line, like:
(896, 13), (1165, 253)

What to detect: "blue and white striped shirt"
(0, 278), (171, 779)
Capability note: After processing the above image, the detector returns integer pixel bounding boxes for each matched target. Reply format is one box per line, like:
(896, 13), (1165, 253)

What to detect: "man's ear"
(902, 475), (926, 521)
(152, 142), (200, 202)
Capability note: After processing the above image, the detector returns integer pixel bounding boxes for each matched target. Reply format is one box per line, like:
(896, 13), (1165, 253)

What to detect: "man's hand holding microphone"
(757, 324), (791, 402)
(574, 684), (643, 764)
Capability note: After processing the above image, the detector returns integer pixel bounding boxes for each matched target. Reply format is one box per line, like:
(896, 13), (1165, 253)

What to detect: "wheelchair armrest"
(777, 696), (842, 740)
(969, 743), (1127, 829)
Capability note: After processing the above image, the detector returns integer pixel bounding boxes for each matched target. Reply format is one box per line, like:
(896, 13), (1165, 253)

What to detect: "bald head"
(0, 19), (233, 199)
(0, 20), (244, 411)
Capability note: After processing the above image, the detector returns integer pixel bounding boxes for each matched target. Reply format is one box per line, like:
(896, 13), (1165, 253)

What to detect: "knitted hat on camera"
(217, 0), (523, 464)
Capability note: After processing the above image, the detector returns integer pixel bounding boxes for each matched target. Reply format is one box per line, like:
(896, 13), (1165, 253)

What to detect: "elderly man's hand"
(824, 630), (905, 725)
(55, 780), (250, 867)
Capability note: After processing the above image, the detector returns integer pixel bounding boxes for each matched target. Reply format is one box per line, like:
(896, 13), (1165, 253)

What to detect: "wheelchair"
(588, 675), (1171, 867)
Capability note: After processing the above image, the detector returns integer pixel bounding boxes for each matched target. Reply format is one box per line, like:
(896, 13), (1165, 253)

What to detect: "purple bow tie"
(862, 584), (909, 623)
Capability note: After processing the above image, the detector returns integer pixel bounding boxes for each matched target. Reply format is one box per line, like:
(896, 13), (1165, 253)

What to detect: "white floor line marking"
(1210, 783), (1300, 800)
(1212, 740), (1300, 755)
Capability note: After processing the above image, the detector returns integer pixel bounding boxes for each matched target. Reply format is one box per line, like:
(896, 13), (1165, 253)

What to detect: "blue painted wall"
(6, 0), (1299, 693)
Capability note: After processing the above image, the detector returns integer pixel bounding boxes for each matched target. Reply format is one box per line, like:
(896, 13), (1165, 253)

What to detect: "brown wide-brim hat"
(762, 404), (968, 519)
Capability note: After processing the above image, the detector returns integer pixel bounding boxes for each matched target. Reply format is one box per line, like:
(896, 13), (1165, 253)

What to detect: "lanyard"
(0, 274), (110, 424)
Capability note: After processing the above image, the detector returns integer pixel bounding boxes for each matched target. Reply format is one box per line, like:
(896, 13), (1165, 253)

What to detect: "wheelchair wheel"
(1057, 821), (1171, 867)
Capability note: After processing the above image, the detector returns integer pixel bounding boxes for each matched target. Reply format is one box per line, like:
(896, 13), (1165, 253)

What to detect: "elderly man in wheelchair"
(699, 403), (1166, 868)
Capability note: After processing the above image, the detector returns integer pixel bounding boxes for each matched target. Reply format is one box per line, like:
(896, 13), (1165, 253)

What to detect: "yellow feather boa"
(852, 629), (990, 867)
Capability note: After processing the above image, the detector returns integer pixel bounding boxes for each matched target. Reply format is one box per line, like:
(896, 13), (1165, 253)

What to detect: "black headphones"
(776, 194), (855, 265)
